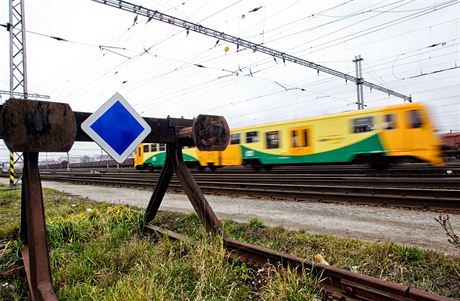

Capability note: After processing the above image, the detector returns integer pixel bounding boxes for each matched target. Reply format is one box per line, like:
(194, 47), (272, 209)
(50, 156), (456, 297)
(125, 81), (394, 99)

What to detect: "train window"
(230, 133), (240, 145)
(266, 131), (280, 149)
(408, 110), (423, 128)
(291, 130), (298, 147)
(302, 129), (309, 147)
(151, 144), (157, 152)
(291, 129), (309, 147)
(352, 116), (375, 133)
(383, 114), (396, 130)
(246, 131), (259, 143)
(143, 144), (150, 152)
(159, 143), (166, 151)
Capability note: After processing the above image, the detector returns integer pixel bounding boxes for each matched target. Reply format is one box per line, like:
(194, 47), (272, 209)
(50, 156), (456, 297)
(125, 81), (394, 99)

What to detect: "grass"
(0, 187), (322, 300)
(0, 187), (459, 300)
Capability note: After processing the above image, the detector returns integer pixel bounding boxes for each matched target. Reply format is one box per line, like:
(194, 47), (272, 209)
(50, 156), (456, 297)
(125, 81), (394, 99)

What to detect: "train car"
(134, 143), (200, 171)
(440, 132), (460, 158)
(135, 102), (443, 170)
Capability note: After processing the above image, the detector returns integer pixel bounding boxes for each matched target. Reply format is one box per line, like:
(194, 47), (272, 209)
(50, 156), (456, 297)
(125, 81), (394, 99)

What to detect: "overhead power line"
(92, 0), (412, 102)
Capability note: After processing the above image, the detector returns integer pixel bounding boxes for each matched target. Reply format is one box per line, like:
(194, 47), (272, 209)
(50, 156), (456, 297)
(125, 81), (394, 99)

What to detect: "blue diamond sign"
(81, 93), (151, 163)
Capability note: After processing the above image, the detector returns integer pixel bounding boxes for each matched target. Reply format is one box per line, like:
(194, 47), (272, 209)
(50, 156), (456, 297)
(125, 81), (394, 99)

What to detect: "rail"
(31, 172), (460, 211)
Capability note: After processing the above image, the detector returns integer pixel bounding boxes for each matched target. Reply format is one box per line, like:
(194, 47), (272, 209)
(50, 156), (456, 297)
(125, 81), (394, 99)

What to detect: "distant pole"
(67, 152), (70, 171)
(8, 0), (29, 187)
(353, 55), (364, 110)
(9, 152), (15, 186)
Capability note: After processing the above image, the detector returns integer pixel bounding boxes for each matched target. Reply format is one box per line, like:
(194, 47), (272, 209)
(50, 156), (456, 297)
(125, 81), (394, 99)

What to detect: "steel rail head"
(0, 98), (76, 152)
(191, 115), (230, 151)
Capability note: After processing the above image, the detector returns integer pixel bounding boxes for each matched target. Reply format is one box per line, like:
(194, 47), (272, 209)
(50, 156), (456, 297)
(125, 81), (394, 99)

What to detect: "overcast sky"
(1, 0), (459, 162)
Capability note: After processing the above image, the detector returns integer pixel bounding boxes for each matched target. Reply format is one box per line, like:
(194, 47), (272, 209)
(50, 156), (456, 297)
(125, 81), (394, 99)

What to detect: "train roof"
(230, 102), (425, 132)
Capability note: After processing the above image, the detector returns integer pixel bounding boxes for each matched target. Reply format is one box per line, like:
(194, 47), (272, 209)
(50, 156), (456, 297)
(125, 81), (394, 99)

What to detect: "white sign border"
(81, 92), (151, 164)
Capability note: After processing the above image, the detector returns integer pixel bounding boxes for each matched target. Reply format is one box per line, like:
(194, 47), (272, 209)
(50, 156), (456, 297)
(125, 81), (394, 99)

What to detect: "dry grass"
(0, 188), (322, 300)
(1, 187), (458, 299)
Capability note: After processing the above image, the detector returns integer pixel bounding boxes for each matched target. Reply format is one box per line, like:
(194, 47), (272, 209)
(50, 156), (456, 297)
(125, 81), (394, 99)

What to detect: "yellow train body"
(135, 103), (443, 170)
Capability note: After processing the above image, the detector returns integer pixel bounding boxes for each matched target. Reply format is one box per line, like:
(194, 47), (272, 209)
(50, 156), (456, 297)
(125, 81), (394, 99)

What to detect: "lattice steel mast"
(5, 1), (50, 187)
(92, 0), (412, 103)
(7, 0), (29, 187)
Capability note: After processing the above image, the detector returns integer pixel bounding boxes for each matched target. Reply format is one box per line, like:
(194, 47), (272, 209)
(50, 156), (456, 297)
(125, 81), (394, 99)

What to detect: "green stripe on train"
(241, 134), (385, 164)
(145, 152), (198, 168)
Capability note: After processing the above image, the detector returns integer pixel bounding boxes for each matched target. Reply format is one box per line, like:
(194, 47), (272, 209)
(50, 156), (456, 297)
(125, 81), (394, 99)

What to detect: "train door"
(288, 126), (312, 155)
(380, 110), (403, 153)
(402, 108), (426, 151)
(219, 132), (243, 166)
(134, 144), (144, 168)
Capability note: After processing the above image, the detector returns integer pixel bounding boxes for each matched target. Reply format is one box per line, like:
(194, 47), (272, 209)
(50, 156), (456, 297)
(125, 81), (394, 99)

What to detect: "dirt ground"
(6, 179), (460, 254)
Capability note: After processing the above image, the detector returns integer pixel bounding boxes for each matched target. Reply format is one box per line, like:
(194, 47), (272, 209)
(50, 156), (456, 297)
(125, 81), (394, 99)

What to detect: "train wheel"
(368, 155), (390, 170)
(263, 165), (273, 171)
(251, 161), (261, 171)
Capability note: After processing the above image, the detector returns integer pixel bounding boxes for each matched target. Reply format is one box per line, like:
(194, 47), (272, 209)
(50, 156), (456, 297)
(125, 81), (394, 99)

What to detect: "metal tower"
(5, 1), (48, 187)
(7, 0), (29, 187)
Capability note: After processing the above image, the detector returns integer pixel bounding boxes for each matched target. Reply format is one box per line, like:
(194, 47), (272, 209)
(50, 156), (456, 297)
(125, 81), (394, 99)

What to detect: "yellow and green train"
(135, 102), (443, 171)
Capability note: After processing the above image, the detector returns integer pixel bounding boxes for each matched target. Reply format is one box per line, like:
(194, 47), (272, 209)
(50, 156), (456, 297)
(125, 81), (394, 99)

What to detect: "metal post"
(20, 152), (57, 301)
(9, 151), (15, 187)
(353, 55), (364, 110)
(67, 152), (70, 171)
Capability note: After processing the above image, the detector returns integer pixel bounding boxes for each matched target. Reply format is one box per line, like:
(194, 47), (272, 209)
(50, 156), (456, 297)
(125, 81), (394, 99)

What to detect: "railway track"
(146, 225), (453, 301)
(8, 166), (458, 300)
(34, 170), (460, 210)
(42, 161), (460, 176)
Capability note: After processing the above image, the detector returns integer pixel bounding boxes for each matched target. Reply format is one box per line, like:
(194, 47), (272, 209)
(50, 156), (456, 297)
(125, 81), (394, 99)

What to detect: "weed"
(249, 217), (266, 229)
(435, 214), (460, 249)
(259, 265), (322, 301)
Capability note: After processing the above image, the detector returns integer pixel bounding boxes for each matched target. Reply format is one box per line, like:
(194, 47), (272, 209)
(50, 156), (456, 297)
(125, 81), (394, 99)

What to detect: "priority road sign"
(81, 93), (151, 163)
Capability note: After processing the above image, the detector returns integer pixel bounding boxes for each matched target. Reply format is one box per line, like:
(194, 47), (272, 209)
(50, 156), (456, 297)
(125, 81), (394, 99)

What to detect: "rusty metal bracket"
(144, 143), (223, 234)
(144, 115), (229, 233)
(20, 152), (58, 301)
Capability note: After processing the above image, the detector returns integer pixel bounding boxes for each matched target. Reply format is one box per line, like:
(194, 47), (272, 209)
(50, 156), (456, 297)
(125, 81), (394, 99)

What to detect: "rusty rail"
(146, 225), (452, 301)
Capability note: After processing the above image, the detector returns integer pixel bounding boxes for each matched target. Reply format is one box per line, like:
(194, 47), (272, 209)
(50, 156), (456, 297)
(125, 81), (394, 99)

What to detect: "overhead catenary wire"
(16, 1), (454, 130)
(91, 0), (413, 102)
(41, 0), (452, 110)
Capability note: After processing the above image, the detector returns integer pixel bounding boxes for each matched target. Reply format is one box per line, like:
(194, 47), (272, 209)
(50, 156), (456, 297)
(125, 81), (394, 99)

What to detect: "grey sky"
(1, 0), (459, 162)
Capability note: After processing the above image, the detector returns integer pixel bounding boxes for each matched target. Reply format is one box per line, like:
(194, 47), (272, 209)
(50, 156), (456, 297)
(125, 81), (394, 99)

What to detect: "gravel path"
(7, 179), (460, 254)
